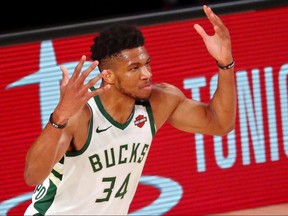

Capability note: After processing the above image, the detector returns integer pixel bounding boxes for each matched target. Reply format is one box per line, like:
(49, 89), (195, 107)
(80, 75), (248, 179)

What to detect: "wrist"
(49, 112), (68, 129)
(216, 55), (234, 65)
(216, 59), (235, 70)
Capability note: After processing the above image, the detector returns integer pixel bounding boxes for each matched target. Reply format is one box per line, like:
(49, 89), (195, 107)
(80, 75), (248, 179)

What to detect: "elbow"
(207, 108), (236, 136)
(24, 172), (37, 186)
(216, 121), (235, 136)
(221, 125), (235, 136)
(24, 175), (43, 187)
(24, 169), (45, 186)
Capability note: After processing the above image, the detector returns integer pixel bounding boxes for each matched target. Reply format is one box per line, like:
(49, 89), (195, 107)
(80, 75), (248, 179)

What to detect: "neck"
(99, 91), (136, 124)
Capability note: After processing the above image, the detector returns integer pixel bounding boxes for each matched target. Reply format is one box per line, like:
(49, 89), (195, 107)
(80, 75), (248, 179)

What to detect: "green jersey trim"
(66, 105), (93, 157)
(33, 179), (57, 215)
(51, 169), (62, 181)
(58, 157), (64, 164)
(135, 100), (156, 137)
(94, 95), (135, 130)
(90, 86), (156, 136)
(146, 102), (156, 137)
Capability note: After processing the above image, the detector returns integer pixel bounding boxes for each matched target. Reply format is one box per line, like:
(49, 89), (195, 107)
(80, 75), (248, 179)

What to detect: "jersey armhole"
(145, 101), (156, 137)
(66, 104), (93, 157)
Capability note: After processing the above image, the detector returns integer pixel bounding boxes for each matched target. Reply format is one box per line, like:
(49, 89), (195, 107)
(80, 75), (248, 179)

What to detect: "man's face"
(112, 46), (153, 101)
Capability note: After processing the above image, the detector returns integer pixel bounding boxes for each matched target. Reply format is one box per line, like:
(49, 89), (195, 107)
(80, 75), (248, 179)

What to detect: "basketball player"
(24, 5), (236, 215)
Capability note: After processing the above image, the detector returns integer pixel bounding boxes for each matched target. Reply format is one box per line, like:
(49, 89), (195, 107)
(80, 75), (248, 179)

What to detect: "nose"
(141, 66), (152, 80)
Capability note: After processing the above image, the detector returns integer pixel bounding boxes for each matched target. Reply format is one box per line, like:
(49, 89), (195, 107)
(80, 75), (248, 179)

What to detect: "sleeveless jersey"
(24, 95), (156, 215)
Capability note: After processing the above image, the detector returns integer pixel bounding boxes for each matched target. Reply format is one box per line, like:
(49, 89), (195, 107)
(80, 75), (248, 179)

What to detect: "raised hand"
(194, 5), (233, 65)
(55, 55), (110, 120)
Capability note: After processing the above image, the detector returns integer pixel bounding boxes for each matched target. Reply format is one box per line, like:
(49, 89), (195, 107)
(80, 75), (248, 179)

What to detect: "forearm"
(210, 66), (237, 135)
(24, 121), (70, 186)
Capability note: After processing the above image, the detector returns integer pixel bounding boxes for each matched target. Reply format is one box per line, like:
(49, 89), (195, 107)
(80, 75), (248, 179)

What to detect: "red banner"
(0, 6), (288, 215)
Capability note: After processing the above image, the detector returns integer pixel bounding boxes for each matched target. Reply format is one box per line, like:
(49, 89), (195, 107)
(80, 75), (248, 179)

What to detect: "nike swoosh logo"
(96, 126), (112, 133)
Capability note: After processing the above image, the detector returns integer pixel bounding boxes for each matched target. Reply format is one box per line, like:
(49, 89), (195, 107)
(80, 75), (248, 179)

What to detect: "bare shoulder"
(151, 83), (186, 101)
(149, 83), (185, 129)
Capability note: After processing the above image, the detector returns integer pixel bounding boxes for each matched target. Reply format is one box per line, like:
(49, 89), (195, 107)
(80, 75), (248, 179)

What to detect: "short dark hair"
(90, 23), (145, 62)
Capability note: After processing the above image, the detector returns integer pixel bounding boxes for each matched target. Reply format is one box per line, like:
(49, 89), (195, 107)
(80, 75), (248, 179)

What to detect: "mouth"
(141, 84), (152, 91)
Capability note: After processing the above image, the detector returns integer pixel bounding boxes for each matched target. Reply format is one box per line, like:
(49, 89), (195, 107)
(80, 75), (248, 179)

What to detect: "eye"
(145, 62), (151, 68)
(131, 66), (139, 71)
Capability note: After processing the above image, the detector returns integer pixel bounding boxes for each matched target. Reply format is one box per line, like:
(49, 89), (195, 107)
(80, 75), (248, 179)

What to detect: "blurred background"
(1, 0), (288, 215)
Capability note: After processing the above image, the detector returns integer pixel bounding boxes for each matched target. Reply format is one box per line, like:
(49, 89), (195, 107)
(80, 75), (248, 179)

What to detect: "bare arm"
(24, 119), (73, 186)
(168, 5), (236, 135)
(24, 56), (110, 185)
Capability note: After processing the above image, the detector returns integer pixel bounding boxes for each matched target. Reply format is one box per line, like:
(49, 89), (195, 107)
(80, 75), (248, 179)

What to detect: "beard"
(117, 82), (151, 101)
(119, 86), (150, 101)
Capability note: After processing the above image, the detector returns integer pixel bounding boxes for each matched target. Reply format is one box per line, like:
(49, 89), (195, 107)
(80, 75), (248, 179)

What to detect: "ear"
(102, 69), (115, 84)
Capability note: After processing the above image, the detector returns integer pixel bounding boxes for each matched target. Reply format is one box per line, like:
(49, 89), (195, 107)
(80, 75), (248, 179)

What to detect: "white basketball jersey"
(25, 95), (156, 215)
